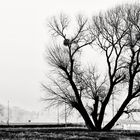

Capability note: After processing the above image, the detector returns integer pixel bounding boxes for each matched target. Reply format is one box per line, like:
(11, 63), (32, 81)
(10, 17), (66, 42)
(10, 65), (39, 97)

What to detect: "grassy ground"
(0, 127), (140, 140)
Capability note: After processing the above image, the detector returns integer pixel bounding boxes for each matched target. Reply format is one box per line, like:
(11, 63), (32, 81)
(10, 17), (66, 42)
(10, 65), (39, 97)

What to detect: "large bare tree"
(43, 4), (140, 131)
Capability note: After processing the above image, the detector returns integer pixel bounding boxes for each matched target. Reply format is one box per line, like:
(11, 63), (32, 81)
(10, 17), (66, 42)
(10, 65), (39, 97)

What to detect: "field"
(0, 125), (140, 140)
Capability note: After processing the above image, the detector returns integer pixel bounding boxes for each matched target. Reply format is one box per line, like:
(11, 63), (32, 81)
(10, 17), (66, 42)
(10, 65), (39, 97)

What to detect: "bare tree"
(90, 4), (140, 130)
(43, 4), (140, 131)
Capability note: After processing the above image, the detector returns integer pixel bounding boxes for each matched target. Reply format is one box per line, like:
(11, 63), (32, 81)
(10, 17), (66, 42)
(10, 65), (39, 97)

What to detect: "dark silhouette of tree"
(43, 4), (140, 131)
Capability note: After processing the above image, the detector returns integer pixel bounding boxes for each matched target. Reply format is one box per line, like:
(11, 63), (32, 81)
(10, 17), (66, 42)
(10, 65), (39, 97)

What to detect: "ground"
(0, 126), (140, 140)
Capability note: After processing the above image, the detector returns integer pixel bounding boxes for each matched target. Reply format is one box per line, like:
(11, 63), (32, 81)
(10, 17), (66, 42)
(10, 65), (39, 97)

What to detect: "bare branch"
(48, 14), (69, 38)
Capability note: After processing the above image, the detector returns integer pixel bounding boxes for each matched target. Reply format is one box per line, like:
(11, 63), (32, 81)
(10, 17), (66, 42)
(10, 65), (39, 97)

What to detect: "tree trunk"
(91, 96), (101, 130)
(98, 86), (114, 128)
(103, 96), (131, 130)
(69, 78), (96, 130)
(75, 104), (96, 130)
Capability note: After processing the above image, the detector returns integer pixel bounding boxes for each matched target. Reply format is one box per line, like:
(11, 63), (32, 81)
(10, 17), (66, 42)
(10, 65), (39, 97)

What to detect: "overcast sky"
(0, 0), (135, 114)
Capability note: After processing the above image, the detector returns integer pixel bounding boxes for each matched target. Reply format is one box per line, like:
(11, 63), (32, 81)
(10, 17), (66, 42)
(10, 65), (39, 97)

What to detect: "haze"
(0, 0), (133, 123)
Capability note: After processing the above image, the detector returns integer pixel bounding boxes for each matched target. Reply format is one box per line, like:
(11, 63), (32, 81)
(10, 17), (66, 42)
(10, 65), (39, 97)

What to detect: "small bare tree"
(43, 4), (140, 131)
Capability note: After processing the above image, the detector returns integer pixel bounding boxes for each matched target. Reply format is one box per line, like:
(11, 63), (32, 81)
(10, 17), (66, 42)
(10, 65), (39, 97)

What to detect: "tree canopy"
(43, 3), (140, 131)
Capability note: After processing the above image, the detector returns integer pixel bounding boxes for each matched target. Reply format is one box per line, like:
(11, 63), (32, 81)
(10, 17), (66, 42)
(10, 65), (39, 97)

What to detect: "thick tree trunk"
(69, 78), (96, 130)
(103, 96), (131, 130)
(98, 86), (114, 128)
(76, 104), (96, 130)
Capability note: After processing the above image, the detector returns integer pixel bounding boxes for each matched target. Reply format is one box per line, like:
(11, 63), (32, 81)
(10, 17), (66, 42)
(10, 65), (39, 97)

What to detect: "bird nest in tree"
(63, 39), (70, 46)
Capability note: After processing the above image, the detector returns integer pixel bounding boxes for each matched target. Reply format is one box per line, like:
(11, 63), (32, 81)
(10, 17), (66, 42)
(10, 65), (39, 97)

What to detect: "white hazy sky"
(0, 0), (135, 113)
